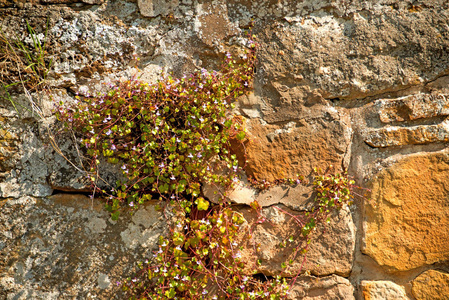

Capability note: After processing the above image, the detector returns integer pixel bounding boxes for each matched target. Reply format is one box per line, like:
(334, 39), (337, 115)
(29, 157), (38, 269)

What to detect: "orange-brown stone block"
(412, 270), (449, 300)
(363, 152), (449, 272)
(243, 107), (351, 182)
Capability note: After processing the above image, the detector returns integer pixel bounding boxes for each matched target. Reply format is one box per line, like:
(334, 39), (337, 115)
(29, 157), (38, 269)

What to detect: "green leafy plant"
(56, 35), (289, 299)
(57, 47), (254, 217)
(57, 32), (357, 299)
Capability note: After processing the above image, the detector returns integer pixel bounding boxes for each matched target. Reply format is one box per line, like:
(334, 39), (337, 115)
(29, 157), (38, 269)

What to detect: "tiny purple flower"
(226, 52), (232, 59)
(129, 201), (134, 207)
(111, 144), (116, 150)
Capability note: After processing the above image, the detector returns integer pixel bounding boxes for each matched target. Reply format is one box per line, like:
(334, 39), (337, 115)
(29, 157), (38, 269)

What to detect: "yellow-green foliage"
(57, 35), (356, 299)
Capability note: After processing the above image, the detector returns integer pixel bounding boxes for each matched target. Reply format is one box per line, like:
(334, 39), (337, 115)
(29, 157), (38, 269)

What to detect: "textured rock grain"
(363, 152), (449, 272)
(287, 275), (355, 300)
(243, 105), (351, 181)
(360, 280), (409, 300)
(238, 205), (355, 277)
(411, 270), (449, 300)
(2, 0), (449, 298)
(0, 195), (167, 299)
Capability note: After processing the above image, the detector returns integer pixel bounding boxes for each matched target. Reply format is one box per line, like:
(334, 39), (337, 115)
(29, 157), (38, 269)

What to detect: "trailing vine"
(56, 34), (356, 299)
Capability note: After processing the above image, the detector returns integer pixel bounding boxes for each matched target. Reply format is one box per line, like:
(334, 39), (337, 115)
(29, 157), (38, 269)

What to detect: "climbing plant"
(56, 34), (356, 299)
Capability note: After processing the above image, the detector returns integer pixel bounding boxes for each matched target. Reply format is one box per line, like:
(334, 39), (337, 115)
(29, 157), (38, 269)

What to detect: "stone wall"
(1, 0), (449, 299)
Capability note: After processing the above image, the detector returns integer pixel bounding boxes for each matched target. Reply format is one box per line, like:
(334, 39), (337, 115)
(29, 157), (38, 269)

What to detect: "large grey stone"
(0, 195), (168, 299)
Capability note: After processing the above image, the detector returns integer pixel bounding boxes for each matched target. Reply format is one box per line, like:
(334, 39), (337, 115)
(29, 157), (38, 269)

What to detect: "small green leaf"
(236, 131), (246, 140)
(111, 211), (120, 221)
(196, 197), (209, 211)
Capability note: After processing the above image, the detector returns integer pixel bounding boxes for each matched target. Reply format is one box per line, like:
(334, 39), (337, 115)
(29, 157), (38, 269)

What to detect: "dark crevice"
(252, 273), (275, 283)
(38, 2), (95, 11)
(51, 189), (92, 196)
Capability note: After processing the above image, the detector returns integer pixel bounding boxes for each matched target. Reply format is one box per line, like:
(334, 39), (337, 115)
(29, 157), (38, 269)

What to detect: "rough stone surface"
(363, 152), (449, 272)
(0, 89), (126, 198)
(412, 270), (449, 300)
(360, 280), (408, 300)
(363, 119), (449, 147)
(243, 105), (352, 182)
(2, 0), (449, 298)
(255, 4), (449, 102)
(287, 275), (355, 300)
(194, 0), (238, 47)
(203, 175), (313, 208)
(238, 205), (355, 277)
(0, 194), (168, 299)
(376, 93), (449, 123)
(137, 0), (178, 17)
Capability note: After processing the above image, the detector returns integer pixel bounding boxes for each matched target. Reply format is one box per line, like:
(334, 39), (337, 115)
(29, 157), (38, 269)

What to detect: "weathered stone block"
(412, 270), (449, 300)
(193, 1), (238, 47)
(238, 205), (355, 277)
(243, 106), (351, 182)
(375, 93), (449, 123)
(360, 280), (408, 300)
(287, 275), (355, 300)
(137, 0), (179, 17)
(363, 152), (449, 272)
(0, 195), (168, 299)
(363, 119), (449, 147)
